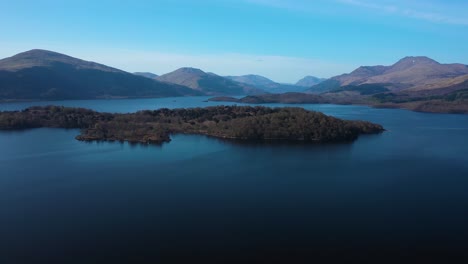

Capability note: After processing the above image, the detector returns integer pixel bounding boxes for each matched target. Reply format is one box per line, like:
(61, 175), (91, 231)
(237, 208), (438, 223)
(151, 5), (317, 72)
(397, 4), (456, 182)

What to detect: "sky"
(0, 0), (467, 83)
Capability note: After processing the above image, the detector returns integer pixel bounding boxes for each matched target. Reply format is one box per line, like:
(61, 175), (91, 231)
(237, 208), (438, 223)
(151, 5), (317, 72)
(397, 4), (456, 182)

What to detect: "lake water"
(1, 97), (468, 263)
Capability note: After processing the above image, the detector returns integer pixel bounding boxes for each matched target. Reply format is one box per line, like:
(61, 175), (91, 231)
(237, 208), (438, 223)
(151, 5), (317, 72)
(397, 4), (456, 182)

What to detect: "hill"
(0, 50), (201, 100)
(156, 68), (265, 96)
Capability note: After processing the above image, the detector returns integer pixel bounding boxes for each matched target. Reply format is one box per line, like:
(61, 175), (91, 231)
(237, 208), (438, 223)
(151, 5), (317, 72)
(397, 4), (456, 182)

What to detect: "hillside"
(157, 68), (265, 96)
(0, 50), (201, 100)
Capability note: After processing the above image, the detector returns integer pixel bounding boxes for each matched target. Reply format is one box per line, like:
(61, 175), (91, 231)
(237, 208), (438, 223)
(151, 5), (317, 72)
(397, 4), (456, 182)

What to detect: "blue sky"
(0, 0), (467, 82)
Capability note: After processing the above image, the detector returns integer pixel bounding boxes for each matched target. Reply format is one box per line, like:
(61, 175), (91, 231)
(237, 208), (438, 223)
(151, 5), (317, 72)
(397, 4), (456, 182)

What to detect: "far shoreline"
(208, 94), (468, 115)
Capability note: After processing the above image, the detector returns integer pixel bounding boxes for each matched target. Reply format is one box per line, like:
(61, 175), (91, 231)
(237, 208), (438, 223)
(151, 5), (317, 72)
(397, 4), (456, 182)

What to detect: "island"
(0, 106), (384, 144)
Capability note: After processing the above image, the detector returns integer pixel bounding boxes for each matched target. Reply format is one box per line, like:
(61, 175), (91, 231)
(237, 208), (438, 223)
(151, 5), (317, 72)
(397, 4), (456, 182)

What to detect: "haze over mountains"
(134, 72), (158, 79)
(309, 56), (468, 95)
(225, 75), (277, 88)
(225, 74), (320, 93)
(296, 76), (326, 87)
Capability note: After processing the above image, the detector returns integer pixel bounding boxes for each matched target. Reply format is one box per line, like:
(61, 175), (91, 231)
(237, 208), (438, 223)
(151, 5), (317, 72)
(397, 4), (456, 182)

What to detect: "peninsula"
(0, 106), (384, 144)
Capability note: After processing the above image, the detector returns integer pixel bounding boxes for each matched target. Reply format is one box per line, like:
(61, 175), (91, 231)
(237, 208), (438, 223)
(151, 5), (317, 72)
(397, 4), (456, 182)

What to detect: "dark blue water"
(1, 97), (468, 263)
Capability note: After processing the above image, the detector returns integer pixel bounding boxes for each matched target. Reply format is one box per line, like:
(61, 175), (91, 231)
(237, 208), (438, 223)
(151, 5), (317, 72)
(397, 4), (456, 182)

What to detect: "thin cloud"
(338, 0), (398, 12)
(337, 0), (468, 26)
(244, 0), (468, 26)
(243, 0), (306, 11)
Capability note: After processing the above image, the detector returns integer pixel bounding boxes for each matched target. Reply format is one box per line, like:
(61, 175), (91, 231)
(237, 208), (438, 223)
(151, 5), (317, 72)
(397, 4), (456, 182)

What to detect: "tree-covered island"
(0, 106), (384, 144)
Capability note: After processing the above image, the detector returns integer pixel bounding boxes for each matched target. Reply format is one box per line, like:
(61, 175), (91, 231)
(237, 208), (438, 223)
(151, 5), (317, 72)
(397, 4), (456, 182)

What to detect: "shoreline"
(208, 96), (468, 115)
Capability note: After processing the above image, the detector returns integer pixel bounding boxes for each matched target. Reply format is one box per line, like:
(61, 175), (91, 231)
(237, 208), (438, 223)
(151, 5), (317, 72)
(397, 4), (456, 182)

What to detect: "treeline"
(372, 89), (468, 104)
(370, 89), (468, 114)
(0, 106), (111, 129)
(0, 105), (384, 144)
(330, 84), (390, 95)
(209, 93), (329, 104)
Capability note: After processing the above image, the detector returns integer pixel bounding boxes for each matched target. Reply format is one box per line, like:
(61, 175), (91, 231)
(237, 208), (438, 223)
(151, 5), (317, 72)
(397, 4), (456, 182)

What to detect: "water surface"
(1, 97), (468, 263)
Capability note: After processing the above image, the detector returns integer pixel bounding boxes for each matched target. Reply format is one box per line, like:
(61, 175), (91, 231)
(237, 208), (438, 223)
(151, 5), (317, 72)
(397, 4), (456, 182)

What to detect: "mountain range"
(0, 50), (287, 100)
(309, 56), (468, 95)
(1, 49), (466, 109)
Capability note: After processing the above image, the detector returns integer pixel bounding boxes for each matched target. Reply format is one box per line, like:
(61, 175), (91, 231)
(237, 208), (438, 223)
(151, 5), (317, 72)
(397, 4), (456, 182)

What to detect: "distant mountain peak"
(243, 74), (270, 79)
(393, 56), (439, 67)
(383, 56), (441, 75)
(0, 49), (122, 73)
(296, 76), (325, 87)
(2, 49), (72, 62)
(176, 67), (206, 75)
(399, 56), (437, 62)
(226, 74), (312, 93)
(18, 49), (63, 56)
(226, 74), (277, 87)
(8, 49), (89, 63)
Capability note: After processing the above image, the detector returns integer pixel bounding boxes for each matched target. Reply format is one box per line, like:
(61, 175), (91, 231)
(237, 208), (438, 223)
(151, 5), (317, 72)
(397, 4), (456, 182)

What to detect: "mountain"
(0, 50), (202, 100)
(156, 68), (265, 96)
(225, 74), (309, 93)
(308, 56), (468, 94)
(134, 72), (158, 79)
(296, 76), (326, 87)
